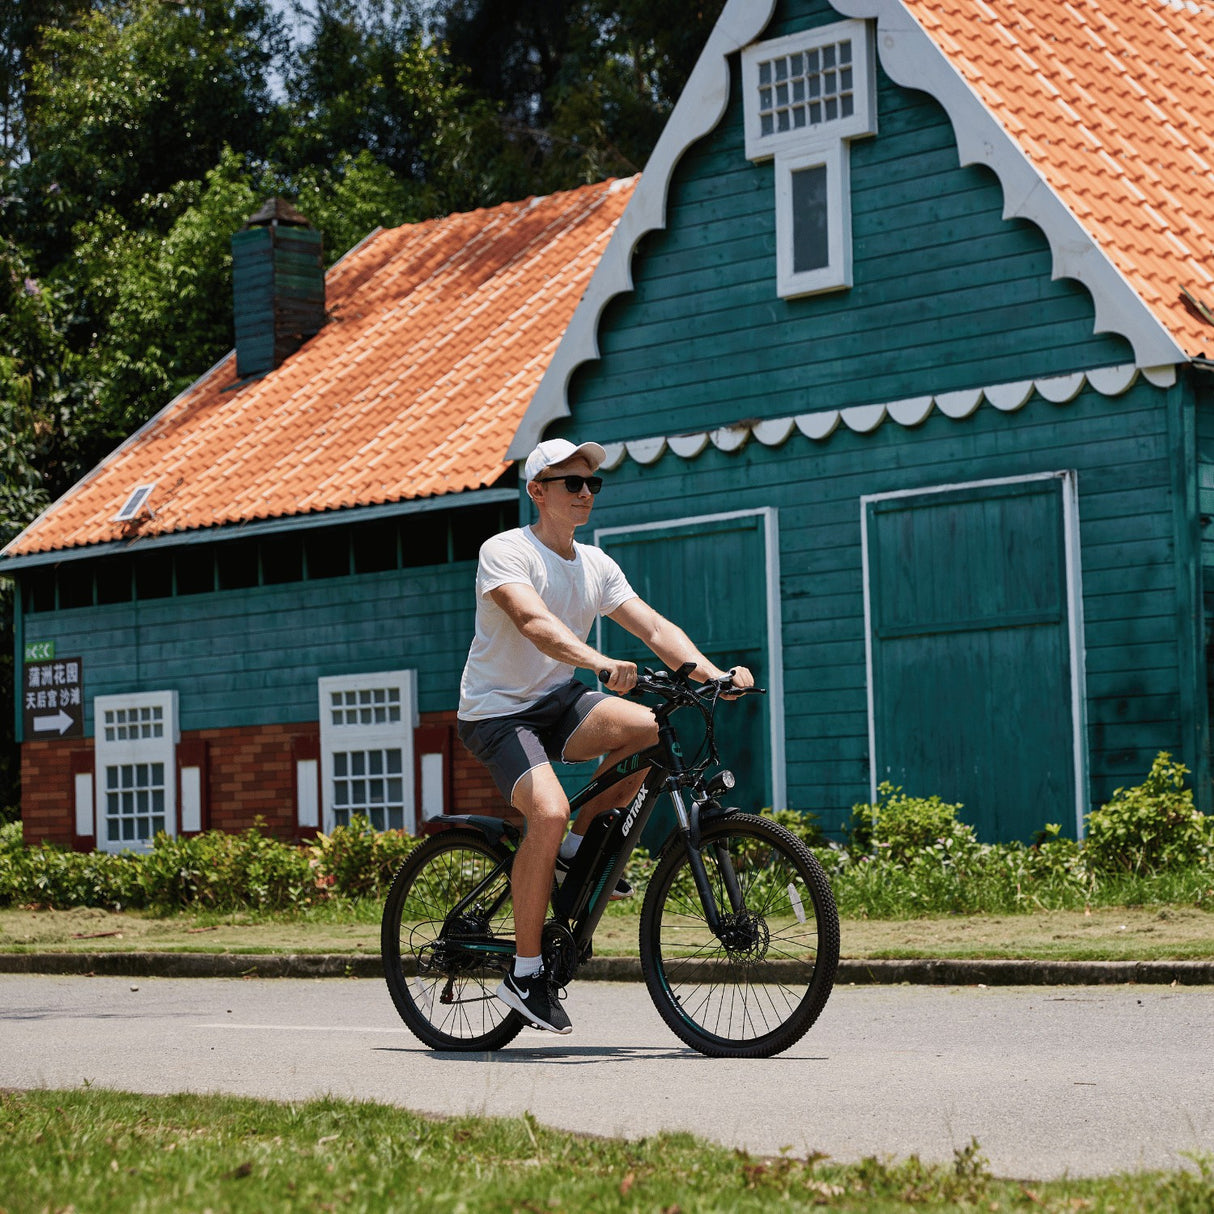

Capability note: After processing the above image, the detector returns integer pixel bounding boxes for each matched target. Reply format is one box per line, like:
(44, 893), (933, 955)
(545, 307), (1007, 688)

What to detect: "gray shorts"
(457, 679), (609, 806)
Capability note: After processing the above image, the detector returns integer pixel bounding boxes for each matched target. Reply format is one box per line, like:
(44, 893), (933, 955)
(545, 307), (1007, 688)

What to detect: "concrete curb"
(1, 952), (1212, 985)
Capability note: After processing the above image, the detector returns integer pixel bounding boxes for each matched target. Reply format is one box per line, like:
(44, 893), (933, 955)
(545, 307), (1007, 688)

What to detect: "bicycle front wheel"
(381, 829), (523, 1051)
(639, 814), (839, 1058)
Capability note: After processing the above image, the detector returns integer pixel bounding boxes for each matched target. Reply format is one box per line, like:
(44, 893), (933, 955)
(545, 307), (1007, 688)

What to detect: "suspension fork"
(666, 786), (745, 937)
(656, 711), (745, 935)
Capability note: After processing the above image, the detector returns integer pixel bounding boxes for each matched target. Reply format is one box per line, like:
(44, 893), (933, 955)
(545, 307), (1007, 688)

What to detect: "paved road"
(3, 975), (1211, 1180)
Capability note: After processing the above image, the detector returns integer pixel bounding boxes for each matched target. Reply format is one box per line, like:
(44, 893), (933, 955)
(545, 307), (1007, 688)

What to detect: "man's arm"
(488, 582), (638, 691)
(607, 598), (755, 689)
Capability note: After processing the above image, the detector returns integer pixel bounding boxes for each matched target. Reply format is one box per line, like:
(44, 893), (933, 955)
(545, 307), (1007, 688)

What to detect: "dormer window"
(741, 19), (877, 298)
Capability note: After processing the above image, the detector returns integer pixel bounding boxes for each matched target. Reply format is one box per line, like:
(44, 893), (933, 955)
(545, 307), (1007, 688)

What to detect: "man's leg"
(562, 696), (659, 832)
(507, 761), (571, 958)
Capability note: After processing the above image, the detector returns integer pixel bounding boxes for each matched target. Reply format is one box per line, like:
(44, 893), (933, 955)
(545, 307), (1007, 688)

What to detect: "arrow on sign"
(33, 709), (75, 735)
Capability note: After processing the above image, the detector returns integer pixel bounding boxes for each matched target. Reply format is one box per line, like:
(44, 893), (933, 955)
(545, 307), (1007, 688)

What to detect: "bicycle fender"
(429, 814), (522, 847)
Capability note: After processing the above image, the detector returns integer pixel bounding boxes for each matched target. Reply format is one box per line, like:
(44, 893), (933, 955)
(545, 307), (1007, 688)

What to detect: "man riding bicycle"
(456, 437), (754, 1034)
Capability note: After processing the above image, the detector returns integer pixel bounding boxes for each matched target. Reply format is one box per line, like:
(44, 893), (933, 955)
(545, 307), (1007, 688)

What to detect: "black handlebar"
(598, 665), (766, 702)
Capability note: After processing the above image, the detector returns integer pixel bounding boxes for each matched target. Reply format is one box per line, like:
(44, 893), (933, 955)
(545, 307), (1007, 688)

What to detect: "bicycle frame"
(435, 678), (748, 977)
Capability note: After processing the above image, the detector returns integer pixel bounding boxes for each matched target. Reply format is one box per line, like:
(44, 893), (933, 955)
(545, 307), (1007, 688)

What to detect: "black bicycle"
(381, 663), (840, 1058)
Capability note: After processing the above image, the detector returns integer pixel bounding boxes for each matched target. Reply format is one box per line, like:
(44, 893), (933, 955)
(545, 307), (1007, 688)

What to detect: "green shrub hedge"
(2, 754), (1211, 916)
(0, 817), (420, 912)
(804, 752), (1213, 918)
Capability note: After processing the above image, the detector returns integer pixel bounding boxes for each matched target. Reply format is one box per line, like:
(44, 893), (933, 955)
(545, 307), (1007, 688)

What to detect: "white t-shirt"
(458, 527), (637, 720)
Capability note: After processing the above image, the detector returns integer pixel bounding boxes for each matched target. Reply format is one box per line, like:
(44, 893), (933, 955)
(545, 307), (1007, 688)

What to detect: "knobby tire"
(639, 814), (839, 1058)
(381, 829), (524, 1051)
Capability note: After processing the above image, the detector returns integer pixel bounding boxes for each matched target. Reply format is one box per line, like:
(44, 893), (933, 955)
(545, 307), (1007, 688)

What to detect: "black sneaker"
(496, 968), (572, 1034)
(554, 854), (634, 901)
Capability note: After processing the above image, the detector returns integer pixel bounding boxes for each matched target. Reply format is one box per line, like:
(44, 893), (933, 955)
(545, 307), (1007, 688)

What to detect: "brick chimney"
(231, 198), (326, 379)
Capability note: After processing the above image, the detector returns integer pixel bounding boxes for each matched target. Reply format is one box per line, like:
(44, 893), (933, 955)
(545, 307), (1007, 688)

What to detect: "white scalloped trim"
(668, 432), (711, 458)
(796, 411), (841, 440)
(626, 436), (667, 464)
(934, 387), (983, 419)
(601, 364), (1170, 469)
(984, 380), (1035, 412)
(886, 395), (934, 426)
(599, 442), (627, 470)
(1142, 365), (1178, 388)
(1036, 372), (1086, 403)
(752, 417), (796, 445)
(841, 403), (887, 433)
(711, 425), (750, 451)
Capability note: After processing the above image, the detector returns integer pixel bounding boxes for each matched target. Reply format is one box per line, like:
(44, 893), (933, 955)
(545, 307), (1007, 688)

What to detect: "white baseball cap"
(523, 438), (607, 483)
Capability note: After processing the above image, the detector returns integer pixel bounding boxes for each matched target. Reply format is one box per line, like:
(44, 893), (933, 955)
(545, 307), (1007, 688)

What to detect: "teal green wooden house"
(509, 0), (1214, 841)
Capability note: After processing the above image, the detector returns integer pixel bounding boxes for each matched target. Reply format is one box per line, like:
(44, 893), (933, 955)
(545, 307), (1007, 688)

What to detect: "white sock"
(559, 832), (583, 861)
(513, 954), (543, 979)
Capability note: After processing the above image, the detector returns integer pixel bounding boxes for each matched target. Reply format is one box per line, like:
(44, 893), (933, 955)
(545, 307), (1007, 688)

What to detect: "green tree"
(14, 0), (286, 267)
(433, 0), (727, 191)
(276, 0), (505, 213)
(0, 0), (93, 164)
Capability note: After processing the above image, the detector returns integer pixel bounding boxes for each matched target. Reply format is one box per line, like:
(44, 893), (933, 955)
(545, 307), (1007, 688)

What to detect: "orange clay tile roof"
(902, 0), (1214, 358)
(5, 176), (637, 558)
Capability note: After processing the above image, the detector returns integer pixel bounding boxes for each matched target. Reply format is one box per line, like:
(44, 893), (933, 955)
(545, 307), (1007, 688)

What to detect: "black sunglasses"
(537, 475), (603, 495)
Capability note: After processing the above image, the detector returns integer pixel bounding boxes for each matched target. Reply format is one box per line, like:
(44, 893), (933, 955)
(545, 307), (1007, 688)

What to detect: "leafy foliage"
(1084, 752), (1211, 875)
(9, 756), (1213, 920)
(811, 754), (1213, 919)
(309, 816), (420, 901)
(16, 0), (285, 262)
(848, 781), (972, 863)
(0, 816), (420, 911)
(759, 805), (825, 847)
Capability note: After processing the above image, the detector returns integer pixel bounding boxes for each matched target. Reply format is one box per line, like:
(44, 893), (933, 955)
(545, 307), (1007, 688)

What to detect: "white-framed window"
(774, 142), (852, 297)
(740, 18), (876, 298)
(93, 690), (179, 853)
(318, 671), (418, 834)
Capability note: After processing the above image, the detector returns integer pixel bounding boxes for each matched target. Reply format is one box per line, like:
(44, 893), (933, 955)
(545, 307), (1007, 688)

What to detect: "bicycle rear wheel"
(639, 814), (839, 1058)
(381, 829), (523, 1051)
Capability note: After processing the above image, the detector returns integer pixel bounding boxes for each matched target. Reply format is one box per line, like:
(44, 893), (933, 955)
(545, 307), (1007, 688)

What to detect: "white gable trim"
(508, 0), (1185, 459)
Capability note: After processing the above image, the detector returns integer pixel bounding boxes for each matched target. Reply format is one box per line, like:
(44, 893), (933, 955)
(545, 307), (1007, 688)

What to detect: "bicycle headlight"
(705, 770), (736, 797)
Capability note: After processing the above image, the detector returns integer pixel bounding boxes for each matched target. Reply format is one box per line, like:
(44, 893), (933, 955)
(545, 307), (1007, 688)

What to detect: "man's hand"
(717, 664), (755, 698)
(598, 659), (638, 694)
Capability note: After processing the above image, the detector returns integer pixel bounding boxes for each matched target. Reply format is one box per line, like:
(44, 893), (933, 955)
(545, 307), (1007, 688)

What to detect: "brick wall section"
(198, 721), (315, 838)
(21, 710), (511, 848)
(21, 740), (91, 848)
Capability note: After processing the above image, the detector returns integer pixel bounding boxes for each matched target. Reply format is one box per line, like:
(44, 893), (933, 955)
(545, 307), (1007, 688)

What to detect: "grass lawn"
(2, 902), (1212, 962)
(2, 1088), (1211, 1212)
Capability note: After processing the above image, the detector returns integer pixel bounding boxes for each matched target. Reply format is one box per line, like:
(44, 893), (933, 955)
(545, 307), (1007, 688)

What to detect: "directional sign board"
(23, 657), (84, 740)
